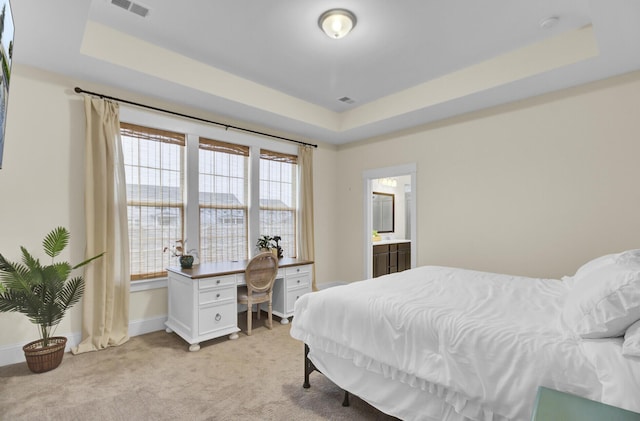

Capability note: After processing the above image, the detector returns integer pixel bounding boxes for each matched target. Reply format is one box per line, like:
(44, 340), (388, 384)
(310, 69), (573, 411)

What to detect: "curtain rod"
(74, 87), (318, 149)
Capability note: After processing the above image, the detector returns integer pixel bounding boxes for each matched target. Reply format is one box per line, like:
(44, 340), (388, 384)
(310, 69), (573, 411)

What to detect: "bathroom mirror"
(372, 192), (394, 233)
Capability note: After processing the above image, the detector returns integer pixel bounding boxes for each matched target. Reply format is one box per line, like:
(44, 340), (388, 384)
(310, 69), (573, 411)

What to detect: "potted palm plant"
(0, 227), (103, 373)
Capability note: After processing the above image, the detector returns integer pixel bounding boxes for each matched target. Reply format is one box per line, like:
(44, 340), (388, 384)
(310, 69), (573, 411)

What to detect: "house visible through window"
(260, 149), (297, 258)
(121, 123), (185, 280)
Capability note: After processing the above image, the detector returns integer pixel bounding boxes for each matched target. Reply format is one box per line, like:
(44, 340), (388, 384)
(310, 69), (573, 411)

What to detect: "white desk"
(165, 258), (313, 351)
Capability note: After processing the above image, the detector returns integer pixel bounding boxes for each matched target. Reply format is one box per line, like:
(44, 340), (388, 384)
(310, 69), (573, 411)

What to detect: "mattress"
(290, 265), (631, 420)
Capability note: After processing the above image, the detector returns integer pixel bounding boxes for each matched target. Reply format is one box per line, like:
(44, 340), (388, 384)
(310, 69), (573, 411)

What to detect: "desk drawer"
(199, 302), (236, 335)
(286, 286), (309, 314)
(286, 275), (310, 290)
(199, 286), (235, 305)
(285, 265), (311, 277)
(199, 275), (236, 290)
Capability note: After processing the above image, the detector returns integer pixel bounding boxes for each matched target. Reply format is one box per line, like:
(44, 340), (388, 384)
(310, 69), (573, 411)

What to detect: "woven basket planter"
(22, 337), (67, 373)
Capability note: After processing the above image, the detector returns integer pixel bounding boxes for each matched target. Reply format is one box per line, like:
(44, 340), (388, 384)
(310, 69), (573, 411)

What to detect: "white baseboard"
(317, 281), (348, 290)
(0, 315), (168, 368)
(128, 315), (168, 337)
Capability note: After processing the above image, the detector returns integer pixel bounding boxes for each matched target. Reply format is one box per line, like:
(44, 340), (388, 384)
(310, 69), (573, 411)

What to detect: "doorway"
(363, 164), (417, 279)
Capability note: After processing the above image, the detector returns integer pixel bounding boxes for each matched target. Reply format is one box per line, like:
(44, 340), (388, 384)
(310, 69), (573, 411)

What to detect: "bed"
(290, 250), (640, 421)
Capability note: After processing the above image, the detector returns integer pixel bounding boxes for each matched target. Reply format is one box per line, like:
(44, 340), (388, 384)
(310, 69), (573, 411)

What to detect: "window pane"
(199, 138), (248, 262)
(260, 150), (297, 258)
(200, 208), (247, 262)
(121, 123), (185, 280)
(128, 205), (183, 277)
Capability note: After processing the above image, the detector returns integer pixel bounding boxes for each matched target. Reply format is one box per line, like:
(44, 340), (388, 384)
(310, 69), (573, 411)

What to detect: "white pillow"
(561, 255), (640, 339)
(616, 249), (640, 266)
(569, 250), (640, 282)
(623, 319), (640, 357)
(561, 253), (616, 289)
(572, 253), (616, 280)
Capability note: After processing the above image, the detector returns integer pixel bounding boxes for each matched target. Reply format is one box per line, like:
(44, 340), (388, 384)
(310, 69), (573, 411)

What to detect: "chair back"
(245, 252), (279, 294)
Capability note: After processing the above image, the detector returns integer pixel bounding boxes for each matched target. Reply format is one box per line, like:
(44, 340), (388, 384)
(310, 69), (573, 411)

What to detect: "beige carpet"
(0, 314), (398, 420)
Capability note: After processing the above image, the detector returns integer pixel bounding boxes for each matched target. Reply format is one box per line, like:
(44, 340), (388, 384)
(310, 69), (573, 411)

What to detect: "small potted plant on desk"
(0, 227), (104, 373)
(164, 240), (197, 269)
(256, 235), (273, 253)
(256, 235), (281, 258)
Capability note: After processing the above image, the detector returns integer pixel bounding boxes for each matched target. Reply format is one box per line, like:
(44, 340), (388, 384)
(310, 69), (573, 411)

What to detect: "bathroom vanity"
(373, 240), (411, 278)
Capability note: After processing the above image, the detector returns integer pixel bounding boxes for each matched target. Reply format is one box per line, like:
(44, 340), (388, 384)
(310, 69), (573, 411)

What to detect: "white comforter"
(291, 266), (607, 421)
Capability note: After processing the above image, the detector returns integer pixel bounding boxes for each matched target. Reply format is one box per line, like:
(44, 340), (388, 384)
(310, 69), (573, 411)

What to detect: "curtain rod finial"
(74, 87), (82, 94)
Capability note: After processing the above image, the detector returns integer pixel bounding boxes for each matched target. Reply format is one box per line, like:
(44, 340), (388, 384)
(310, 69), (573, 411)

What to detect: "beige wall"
(2, 62), (640, 353)
(336, 71), (640, 281)
(0, 66), (86, 344)
(0, 64), (339, 350)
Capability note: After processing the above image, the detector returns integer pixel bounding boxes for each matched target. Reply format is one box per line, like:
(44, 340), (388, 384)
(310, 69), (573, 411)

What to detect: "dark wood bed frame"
(303, 343), (351, 407)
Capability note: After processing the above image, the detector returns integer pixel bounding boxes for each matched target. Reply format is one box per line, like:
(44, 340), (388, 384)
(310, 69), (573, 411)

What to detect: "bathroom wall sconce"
(318, 9), (357, 39)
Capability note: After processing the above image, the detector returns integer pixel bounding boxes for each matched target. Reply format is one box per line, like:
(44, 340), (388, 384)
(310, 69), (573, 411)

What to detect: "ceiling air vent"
(110, 0), (150, 18)
(338, 96), (355, 104)
(111, 0), (132, 10)
(129, 3), (150, 17)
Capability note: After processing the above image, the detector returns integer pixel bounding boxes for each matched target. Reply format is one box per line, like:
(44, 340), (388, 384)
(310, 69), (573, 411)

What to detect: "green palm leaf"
(57, 276), (84, 315)
(42, 226), (69, 259)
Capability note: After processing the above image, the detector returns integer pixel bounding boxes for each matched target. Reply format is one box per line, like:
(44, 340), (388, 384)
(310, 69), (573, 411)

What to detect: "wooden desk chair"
(238, 252), (279, 335)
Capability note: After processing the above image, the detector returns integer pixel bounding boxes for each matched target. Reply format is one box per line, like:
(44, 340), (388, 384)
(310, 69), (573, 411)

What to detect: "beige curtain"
(73, 96), (130, 354)
(298, 146), (317, 291)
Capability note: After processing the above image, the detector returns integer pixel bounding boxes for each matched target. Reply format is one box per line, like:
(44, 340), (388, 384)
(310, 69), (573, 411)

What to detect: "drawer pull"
(216, 293), (221, 298)
(297, 279), (300, 284)
(215, 313), (222, 322)
(216, 279), (221, 285)
(296, 268), (300, 272)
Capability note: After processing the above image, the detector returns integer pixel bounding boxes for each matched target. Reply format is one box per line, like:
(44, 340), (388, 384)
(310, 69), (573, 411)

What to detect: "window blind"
(259, 149), (298, 258)
(121, 123), (185, 279)
(199, 137), (249, 262)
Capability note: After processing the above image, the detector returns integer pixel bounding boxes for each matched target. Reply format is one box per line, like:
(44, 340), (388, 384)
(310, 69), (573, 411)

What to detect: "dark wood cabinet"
(373, 242), (410, 278)
(397, 242), (410, 272)
(389, 243), (398, 273)
(373, 244), (389, 278)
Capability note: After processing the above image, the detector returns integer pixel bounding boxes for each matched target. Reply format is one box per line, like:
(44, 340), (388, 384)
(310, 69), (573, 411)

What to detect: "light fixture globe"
(319, 9), (357, 39)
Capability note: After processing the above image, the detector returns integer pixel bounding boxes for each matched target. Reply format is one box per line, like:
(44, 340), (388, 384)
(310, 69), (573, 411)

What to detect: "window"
(121, 123), (185, 279)
(120, 121), (300, 281)
(199, 138), (249, 262)
(260, 149), (297, 258)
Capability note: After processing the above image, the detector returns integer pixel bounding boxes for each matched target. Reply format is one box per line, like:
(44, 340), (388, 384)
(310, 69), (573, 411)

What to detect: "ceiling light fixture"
(318, 9), (357, 39)
(539, 16), (559, 29)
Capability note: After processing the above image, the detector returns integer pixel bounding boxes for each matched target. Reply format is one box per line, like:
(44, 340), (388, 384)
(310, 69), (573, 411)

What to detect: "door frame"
(363, 163), (417, 279)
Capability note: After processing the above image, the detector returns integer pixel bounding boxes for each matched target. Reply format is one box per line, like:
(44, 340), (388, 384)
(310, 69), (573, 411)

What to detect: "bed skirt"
(305, 343), (510, 421)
